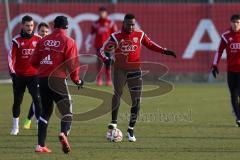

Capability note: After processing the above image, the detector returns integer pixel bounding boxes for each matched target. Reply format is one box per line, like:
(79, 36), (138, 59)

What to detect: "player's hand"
(212, 65), (219, 78)
(10, 73), (16, 80)
(74, 79), (84, 89)
(163, 50), (177, 58)
(104, 57), (114, 66)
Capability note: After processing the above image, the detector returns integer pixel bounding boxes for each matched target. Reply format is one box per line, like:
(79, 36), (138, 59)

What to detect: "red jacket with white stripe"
(99, 29), (165, 70)
(8, 33), (41, 76)
(31, 29), (80, 83)
(213, 28), (240, 72)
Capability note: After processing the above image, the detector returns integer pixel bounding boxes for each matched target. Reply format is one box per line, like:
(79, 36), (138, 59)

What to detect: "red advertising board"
(0, 3), (239, 74)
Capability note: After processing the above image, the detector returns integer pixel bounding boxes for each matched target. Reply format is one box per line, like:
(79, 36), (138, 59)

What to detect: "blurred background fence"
(1, 0), (239, 82)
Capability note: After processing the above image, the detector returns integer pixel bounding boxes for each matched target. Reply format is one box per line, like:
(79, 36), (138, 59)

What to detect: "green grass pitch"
(0, 83), (240, 160)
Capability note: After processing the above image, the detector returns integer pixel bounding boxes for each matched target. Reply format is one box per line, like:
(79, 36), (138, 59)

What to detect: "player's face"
(22, 21), (34, 34)
(99, 11), (107, 19)
(231, 19), (240, 32)
(38, 26), (49, 37)
(123, 19), (136, 33)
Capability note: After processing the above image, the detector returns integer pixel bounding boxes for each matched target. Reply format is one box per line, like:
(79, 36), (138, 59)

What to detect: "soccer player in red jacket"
(23, 22), (50, 130)
(85, 7), (117, 86)
(31, 16), (83, 153)
(8, 15), (42, 135)
(99, 14), (176, 142)
(212, 14), (240, 127)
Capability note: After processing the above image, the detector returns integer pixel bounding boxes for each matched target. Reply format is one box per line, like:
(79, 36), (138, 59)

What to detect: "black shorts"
(38, 77), (72, 119)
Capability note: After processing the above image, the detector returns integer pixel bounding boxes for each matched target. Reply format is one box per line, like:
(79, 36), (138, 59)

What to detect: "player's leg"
(51, 78), (72, 153)
(108, 69), (127, 129)
(27, 76), (41, 121)
(227, 72), (240, 126)
(11, 75), (26, 135)
(126, 70), (142, 142)
(36, 78), (53, 152)
(23, 102), (34, 129)
(96, 48), (103, 86)
(236, 73), (240, 126)
(104, 52), (112, 86)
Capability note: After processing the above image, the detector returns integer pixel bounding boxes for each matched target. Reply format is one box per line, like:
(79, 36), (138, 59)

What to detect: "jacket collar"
(53, 28), (66, 35)
(230, 28), (240, 34)
(121, 27), (134, 36)
(20, 30), (34, 39)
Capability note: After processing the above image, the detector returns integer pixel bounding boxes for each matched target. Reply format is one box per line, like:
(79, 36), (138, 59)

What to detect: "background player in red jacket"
(85, 7), (117, 86)
(31, 16), (83, 153)
(100, 14), (176, 142)
(23, 22), (50, 130)
(212, 14), (240, 127)
(37, 22), (49, 38)
(8, 15), (42, 135)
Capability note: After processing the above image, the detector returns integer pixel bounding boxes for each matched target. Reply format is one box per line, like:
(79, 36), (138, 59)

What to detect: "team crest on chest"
(21, 42), (25, 46)
(133, 37), (138, 43)
(32, 41), (37, 47)
(229, 37), (233, 42)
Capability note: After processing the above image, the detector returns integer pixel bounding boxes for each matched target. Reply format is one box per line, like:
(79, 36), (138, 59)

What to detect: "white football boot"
(127, 127), (136, 142)
(236, 120), (240, 127)
(10, 118), (19, 135)
(10, 128), (19, 135)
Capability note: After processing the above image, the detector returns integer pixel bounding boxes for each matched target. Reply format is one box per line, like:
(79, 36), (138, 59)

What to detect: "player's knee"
(39, 116), (48, 124)
(113, 90), (123, 97)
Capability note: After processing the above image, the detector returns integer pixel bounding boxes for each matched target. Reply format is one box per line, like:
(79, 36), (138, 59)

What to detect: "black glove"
(212, 66), (219, 78)
(104, 58), (114, 66)
(10, 73), (16, 80)
(10, 73), (16, 78)
(74, 79), (84, 90)
(163, 50), (177, 58)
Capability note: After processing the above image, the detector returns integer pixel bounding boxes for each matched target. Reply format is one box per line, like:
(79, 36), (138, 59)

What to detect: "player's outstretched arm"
(162, 50), (176, 58)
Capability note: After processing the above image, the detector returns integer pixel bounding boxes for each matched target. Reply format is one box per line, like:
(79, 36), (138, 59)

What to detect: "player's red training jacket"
(8, 33), (41, 76)
(99, 29), (165, 70)
(213, 28), (240, 72)
(31, 29), (80, 83)
(91, 18), (117, 49)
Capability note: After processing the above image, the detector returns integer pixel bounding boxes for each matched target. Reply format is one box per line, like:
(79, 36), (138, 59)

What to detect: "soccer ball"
(106, 128), (123, 142)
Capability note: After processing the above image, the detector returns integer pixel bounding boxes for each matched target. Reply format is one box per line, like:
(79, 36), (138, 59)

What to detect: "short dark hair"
(54, 16), (68, 29)
(231, 14), (240, 22)
(99, 6), (107, 12)
(38, 22), (49, 31)
(22, 15), (33, 24)
(124, 14), (135, 21)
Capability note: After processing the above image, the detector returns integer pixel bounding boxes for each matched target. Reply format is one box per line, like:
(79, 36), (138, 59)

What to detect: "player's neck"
(20, 29), (34, 39)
